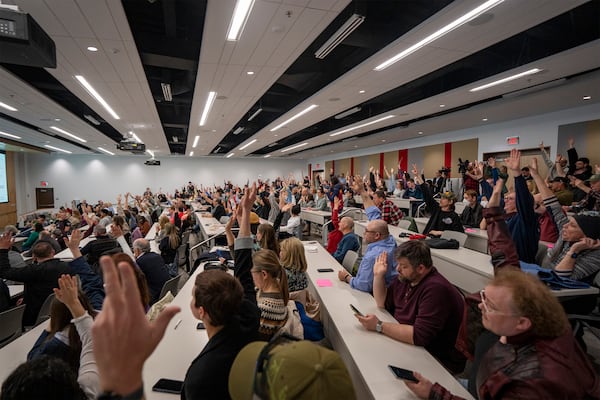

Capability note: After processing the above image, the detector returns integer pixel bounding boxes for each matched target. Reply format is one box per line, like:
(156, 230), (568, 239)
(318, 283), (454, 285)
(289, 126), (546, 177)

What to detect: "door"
(36, 188), (54, 209)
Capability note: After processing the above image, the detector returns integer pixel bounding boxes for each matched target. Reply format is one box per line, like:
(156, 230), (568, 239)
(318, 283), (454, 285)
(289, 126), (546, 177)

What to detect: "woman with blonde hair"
(279, 237), (308, 292)
(256, 223), (279, 254)
(251, 249), (290, 341)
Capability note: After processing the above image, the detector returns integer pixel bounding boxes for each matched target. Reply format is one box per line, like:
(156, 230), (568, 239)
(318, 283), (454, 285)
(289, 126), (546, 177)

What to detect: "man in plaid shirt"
(373, 190), (403, 226)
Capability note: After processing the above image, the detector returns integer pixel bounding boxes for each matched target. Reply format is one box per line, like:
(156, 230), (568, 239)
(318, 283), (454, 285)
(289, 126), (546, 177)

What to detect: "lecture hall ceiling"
(0, 0), (598, 159)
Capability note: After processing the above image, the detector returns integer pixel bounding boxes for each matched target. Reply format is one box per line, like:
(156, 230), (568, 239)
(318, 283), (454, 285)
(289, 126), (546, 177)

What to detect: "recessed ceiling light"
(354, 145), (358, 148)
(246, 71), (254, 75)
(54, 118), (61, 121)
(418, 131), (423, 135)
(381, 139), (386, 142)
(439, 104), (445, 108)
(97, 147), (114, 155)
(50, 126), (87, 143)
(482, 118), (488, 121)
(583, 95), (591, 100)
(87, 46), (98, 52)
(0, 130), (21, 139)
(359, 90), (365, 94)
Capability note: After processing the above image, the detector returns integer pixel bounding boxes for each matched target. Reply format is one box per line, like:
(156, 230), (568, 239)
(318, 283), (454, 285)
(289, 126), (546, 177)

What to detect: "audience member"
(355, 242), (465, 373)
(80, 225), (121, 268)
(568, 173), (600, 213)
(332, 216), (360, 264)
(405, 269), (600, 399)
(21, 222), (43, 251)
(460, 189), (483, 228)
(372, 190), (403, 226)
(549, 176), (573, 206)
(132, 238), (170, 305)
(280, 237), (308, 292)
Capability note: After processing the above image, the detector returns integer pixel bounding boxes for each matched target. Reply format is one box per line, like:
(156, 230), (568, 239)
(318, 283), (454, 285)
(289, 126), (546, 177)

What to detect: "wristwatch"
(571, 252), (578, 259)
(375, 320), (383, 334)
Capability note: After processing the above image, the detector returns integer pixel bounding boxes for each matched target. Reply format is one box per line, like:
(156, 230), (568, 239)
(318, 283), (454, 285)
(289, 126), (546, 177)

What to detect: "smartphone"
(350, 304), (364, 317)
(388, 365), (418, 383)
(197, 321), (205, 330)
(152, 378), (184, 394)
(317, 268), (334, 272)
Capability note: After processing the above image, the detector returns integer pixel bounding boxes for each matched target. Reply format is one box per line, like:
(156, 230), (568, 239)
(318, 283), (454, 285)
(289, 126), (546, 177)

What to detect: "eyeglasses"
(364, 230), (379, 235)
(253, 333), (300, 397)
(479, 290), (519, 316)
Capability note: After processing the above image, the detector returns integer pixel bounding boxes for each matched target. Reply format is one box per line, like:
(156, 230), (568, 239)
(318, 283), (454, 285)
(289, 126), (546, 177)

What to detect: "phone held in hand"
(152, 378), (184, 394)
(388, 365), (418, 382)
(317, 268), (334, 272)
(349, 304), (364, 317)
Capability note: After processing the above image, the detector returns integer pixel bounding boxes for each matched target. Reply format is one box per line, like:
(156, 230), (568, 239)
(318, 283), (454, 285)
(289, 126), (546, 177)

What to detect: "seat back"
(34, 293), (56, 326)
(0, 304), (26, 347)
(341, 250), (359, 274)
(440, 231), (468, 247)
(159, 274), (182, 299)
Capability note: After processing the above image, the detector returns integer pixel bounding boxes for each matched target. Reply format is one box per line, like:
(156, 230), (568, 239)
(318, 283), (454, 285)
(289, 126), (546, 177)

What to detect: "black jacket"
(135, 252), (170, 304)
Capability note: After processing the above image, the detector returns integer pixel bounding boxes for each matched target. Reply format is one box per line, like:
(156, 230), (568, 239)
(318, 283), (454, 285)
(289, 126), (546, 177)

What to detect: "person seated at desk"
(405, 269), (600, 400)
(38, 230), (62, 253)
(372, 190), (403, 226)
(549, 176), (573, 206)
(412, 164), (464, 237)
(183, 191), (260, 399)
(80, 226), (121, 268)
(21, 222), (43, 251)
(460, 189), (483, 228)
(402, 178), (424, 216)
(132, 239), (170, 305)
(527, 158), (600, 284)
(0, 238), (72, 327)
(274, 203), (301, 240)
(338, 177), (397, 293)
(331, 217), (360, 264)
(280, 237), (308, 292)
(355, 242), (466, 373)
(2, 274), (99, 400)
(136, 215), (151, 237)
(567, 173), (600, 213)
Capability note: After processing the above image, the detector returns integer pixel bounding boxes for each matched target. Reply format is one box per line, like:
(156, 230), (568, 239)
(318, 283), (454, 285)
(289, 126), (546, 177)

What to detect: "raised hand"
(504, 148), (521, 173)
(411, 164), (419, 176)
(528, 157), (539, 176)
(568, 137), (574, 149)
(54, 274), (85, 318)
(373, 252), (388, 277)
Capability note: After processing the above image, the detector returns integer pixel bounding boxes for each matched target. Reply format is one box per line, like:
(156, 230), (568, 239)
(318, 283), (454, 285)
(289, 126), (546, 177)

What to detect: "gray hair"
(133, 238), (151, 253)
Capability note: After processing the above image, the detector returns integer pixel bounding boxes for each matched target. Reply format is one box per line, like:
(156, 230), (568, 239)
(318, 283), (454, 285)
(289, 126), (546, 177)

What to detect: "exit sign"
(506, 136), (519, 145)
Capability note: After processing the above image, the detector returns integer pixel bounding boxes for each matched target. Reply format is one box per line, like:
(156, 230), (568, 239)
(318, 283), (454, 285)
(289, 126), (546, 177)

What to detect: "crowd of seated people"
(2, 142), (600, 399)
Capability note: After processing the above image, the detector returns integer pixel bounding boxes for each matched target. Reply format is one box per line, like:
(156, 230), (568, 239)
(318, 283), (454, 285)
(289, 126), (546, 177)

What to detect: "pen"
(174, 319), (182, 330)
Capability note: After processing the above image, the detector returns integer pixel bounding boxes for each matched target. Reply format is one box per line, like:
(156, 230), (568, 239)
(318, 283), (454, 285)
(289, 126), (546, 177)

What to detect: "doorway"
(35, 188), (54, 209)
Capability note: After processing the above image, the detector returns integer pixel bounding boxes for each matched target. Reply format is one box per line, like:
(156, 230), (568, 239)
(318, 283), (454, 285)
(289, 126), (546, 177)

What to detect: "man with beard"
(354, 241), (465, 373)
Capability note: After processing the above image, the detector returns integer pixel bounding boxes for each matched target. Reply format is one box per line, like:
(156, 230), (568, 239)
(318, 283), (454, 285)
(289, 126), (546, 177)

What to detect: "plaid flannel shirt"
(380, 199), (403, 226)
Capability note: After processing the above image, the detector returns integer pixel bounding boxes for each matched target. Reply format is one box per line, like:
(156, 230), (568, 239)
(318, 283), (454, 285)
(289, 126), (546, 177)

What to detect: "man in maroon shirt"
(355, 240), (465, 373)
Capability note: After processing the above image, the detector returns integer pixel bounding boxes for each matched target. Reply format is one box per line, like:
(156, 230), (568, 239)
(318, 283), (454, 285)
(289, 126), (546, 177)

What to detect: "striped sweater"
(257, 291), (288, 341)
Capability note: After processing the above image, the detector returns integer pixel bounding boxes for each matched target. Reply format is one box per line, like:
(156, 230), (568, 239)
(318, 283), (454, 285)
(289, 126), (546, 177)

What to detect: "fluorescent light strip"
(247, 108), (262, 121)
(281, 142), (308, 153)
(192, 135), (200, 148)
(0, 101), (18, 112)
(75, 75), (120, 120)
(130, 132), (142, 143)
(97, 147), (114, 155)
(146, 149), (154, 158)
(50, 126), (87, 143)
(334, 106), (362, 119)
(0, 130), (21, 139)
(329, 115), (396, 137)
(189, 151), (194, 157)
(226, 152), (235, 158)
(315, 14), (365, 59)
(199, 91), (217, 126)
(264, 154), (271, 158)
(469, 68), (542, 92)
(270, 104), (318, 132)
(160, 83), (172, 101)
(227, 0), (255, 41)
(374, 0), (504, 71)
(239, 139), (257, 150)
(44, 145), (72, 154)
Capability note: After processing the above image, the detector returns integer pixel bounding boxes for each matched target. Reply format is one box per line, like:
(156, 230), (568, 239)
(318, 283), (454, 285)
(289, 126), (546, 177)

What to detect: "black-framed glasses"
(479, 289), (518, 316)
(253, 333), (301, 398)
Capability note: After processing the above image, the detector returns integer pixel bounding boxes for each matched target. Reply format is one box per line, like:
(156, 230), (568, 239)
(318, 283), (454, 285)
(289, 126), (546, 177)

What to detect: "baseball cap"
(229, 338), (356, 400)
(441, 191), (457, 202)
(586, 174), (600, 183)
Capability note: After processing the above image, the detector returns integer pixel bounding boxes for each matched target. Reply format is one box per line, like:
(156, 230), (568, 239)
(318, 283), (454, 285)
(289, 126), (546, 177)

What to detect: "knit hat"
(249, 212), (260, 225)
(229, 339), (356, 400)
(573, 215), (600, 240)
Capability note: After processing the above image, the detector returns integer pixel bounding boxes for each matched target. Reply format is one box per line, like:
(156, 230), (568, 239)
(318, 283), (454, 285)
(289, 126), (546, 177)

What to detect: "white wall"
(309, 102), (600, 167)
(15, 154), (305, 214)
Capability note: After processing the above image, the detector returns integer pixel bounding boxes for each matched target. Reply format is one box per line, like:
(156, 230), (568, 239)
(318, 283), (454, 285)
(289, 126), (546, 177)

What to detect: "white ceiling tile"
(76, 0), (120, 41)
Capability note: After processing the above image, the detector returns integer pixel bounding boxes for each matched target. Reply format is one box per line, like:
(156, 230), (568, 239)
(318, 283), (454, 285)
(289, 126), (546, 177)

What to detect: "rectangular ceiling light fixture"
(161, 83), (173, 101)
(0, 130), (21, 139)
(50, 126), (87, 143)
(189, 151), (194, 157)
(45, 144), (72, 154)
(281, 142), (308, 153)
(192, 135), (200, 148)
(315, 14), (365, 59)
(239, 138), (257, 150)
(334, 106), (362, 119)
(247, 108), (262, 121)
(227, 0), (255, 41)
(233, 126), (245, 135)
(84, 114), (101, 125)
(199, 91), (217, 126)
(226, 152), (235, 158)
(374, 0), (504, 71)
(97, 147), (115, 155)
(146, 149), (155, 158)
(75, 75), (120, 119)
(270, 104), (318, 132)
(469, 68), (542, 92)
(329, 115), (395, 137)
(0, 101), (18, 112)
